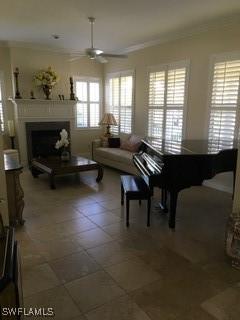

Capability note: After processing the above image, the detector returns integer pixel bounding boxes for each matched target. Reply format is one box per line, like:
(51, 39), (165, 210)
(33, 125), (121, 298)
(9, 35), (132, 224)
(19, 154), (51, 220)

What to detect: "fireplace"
(26, 121), (70, 164)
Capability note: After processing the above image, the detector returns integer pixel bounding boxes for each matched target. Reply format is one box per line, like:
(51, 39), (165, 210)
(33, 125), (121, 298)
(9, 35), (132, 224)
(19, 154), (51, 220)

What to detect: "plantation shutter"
(208, 60), (240, 150)
(148, 63), (188, 147)
(108, 77), (119, 135)
(148, 71), (165, 141)
(165, 67), (186, 141)
(76, 79), (100, 128)
(106, 72), (134, 135)
(89, 82), (100, 127)
(76, 81), (88, 128)
(120, 75), (133, 134)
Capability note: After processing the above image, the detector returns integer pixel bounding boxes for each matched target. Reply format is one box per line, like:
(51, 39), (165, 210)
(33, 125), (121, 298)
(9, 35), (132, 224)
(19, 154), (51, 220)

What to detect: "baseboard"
(203, 180), (233, 194)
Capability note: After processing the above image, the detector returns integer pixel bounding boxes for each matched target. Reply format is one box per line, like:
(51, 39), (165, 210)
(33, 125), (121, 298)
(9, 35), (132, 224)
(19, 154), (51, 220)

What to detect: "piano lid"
(144, 138), (239, 156)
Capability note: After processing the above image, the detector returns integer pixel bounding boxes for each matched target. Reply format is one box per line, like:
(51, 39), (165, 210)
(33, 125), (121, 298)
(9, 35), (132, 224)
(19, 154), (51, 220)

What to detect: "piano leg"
(160, 188), (168, 213)
(169, 191), (178, 229)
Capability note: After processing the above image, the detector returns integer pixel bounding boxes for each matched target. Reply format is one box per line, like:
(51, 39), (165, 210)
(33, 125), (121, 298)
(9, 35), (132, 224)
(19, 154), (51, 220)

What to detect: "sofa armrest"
(92, 139), (102, 160)
(92, 139), (102, 148)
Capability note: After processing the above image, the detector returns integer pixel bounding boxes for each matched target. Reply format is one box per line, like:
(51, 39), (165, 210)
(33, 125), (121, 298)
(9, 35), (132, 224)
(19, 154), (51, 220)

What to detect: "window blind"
(106, 72), (134, 135)
(208, 59), (240, 149)
(76, 81), (88, 128)
(108, 77), (119, 135)
(148, 65), (187, 143)
(75, 79), (100, 128)
(165, 68), (186, 141)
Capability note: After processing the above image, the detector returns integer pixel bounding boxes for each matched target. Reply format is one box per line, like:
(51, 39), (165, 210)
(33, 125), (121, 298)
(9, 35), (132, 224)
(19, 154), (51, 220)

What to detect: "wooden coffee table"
(31, 155), (103, 189)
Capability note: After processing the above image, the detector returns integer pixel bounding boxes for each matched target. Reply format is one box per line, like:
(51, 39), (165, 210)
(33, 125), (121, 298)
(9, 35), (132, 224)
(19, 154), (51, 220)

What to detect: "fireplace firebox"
(25, 121), (70, 165)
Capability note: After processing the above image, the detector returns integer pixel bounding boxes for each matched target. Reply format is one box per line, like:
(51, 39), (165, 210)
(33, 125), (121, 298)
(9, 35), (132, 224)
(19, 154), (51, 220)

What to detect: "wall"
(104, 21), (240, 192)
(1, 47), (104, 156)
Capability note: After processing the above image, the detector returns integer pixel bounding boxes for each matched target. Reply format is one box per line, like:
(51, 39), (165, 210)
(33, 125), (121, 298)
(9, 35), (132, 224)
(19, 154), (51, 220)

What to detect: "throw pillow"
(108, 137), (121, 148)
(120, 135), (142, 152)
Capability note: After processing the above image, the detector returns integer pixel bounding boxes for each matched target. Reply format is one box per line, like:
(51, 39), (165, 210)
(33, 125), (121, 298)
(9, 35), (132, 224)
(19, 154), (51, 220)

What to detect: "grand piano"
(133, 138), (238, 229)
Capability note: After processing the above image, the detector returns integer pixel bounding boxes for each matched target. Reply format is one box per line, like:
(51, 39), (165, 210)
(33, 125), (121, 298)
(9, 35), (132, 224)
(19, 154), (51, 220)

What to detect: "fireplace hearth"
(26, 121), (70, 164)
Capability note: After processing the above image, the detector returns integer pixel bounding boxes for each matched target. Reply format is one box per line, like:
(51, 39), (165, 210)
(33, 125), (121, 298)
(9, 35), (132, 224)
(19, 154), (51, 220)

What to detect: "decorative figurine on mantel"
(13, 67), (22, 99)
(69, 76), (76, 100)
(34, 67), (59, 100)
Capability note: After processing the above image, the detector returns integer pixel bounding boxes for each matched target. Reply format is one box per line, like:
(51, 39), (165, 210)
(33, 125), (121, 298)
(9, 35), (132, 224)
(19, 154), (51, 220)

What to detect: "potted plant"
(55, 129), (70, 161)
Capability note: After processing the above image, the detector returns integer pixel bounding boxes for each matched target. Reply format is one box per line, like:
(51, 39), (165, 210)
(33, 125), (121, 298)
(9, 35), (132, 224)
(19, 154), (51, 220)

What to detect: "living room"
(0, 1), (240, 319)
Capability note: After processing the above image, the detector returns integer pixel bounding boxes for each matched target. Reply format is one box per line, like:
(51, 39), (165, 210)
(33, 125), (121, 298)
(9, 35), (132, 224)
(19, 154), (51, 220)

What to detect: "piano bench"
(120, 175), (151, 227)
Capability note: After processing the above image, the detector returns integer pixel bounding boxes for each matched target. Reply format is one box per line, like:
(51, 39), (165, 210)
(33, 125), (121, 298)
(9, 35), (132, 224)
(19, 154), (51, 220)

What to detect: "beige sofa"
(92, 139), (138, 174)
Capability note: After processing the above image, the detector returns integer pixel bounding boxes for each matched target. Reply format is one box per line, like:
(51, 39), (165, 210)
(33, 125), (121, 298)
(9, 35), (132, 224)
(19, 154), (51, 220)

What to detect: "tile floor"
(16, 167), (240, 319)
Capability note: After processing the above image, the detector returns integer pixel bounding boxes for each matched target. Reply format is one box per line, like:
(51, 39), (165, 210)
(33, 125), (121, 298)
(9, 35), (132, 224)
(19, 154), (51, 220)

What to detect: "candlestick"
(69, 76), (75, 100)
(13, 67), (22, 99)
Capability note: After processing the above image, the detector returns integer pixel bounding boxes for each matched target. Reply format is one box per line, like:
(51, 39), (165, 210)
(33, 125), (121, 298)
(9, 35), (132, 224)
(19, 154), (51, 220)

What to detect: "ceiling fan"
(70, 17), (128, 63)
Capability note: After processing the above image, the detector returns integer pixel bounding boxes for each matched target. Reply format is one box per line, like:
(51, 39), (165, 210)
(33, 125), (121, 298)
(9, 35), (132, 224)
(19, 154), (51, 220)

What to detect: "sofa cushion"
(120, 135), (142, 152)
(95, 147), (133, 165)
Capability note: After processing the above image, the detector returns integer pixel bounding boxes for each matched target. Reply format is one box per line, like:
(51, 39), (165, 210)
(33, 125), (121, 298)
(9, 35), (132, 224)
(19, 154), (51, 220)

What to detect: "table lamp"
(8, 120), (15, 149)
(99, 113), (117, 137)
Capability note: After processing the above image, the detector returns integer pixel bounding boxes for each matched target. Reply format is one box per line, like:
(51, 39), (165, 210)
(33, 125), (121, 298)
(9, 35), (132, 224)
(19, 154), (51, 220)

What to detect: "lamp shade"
(99, 113), (117, 126)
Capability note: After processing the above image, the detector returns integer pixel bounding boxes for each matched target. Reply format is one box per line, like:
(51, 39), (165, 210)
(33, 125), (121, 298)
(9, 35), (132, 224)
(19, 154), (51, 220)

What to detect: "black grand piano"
(133, 138), (238, 229)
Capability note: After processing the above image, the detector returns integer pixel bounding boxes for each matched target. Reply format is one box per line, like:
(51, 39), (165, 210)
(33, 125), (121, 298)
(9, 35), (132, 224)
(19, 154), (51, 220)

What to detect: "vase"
(42, 85), (52, 100)
(61, 149), (70, 162)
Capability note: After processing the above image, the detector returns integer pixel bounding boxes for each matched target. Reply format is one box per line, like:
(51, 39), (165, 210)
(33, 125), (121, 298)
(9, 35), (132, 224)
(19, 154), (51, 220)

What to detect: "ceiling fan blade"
(68, 53), (86, 62)
(101, 53), (128, 58)
(95, 55), (108, 63)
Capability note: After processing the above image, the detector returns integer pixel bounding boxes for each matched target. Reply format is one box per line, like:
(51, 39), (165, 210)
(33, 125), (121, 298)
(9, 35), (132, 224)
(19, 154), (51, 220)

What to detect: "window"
(75, 78), (101, 128)
(147, 62), (188, 147)
(106, 71), (134, 135)
(208, 57), (240, 151)
(0, 77), (4, 132)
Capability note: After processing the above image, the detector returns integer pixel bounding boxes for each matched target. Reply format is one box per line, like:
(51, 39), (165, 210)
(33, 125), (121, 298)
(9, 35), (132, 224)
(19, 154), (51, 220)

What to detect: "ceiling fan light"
(95, 49), (103, 55)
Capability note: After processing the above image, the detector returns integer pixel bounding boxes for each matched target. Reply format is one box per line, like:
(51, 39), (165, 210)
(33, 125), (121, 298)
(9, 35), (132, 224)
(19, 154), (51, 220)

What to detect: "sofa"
(92, 136), (142, 174)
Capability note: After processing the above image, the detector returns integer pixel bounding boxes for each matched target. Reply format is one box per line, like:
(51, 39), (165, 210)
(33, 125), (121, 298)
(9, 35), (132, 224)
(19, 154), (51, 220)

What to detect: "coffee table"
(31, 155), (103, 189)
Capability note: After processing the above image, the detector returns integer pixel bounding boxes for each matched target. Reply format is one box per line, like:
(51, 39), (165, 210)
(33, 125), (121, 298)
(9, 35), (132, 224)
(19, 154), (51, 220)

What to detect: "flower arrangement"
(34, 67), (59, 99)
(34, 66), (59, 87)
(55, 129), (70, 150)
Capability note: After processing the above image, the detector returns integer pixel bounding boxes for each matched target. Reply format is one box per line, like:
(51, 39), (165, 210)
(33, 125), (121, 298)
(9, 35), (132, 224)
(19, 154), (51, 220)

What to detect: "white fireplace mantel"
(9, 98), (77, 165)
(9, 98), (76, 120)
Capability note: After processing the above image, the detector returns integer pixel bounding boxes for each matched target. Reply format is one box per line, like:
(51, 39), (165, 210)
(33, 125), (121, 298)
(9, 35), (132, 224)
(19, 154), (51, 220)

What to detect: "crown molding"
(121, 13), (240, 54)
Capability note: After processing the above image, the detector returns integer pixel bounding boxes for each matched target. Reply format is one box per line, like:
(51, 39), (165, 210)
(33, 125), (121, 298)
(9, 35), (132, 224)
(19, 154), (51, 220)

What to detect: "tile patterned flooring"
(16, 167), (240, 319)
